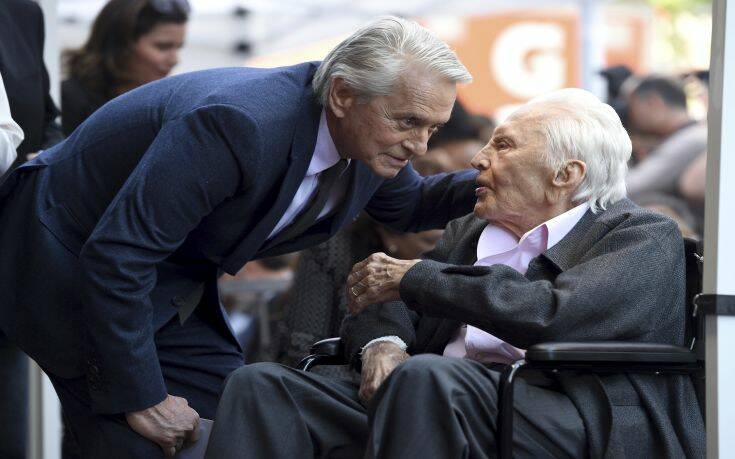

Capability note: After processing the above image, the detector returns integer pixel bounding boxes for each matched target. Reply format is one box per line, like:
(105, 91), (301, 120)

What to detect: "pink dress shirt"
(443, 203), (590, 364)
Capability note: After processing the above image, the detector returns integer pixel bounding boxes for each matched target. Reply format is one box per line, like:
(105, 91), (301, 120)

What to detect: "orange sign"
(448, 11), (581, 119)
(604, 7), (650, 74)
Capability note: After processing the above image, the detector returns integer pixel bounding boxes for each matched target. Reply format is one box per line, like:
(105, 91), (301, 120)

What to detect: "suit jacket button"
(172, 296), (185, 307)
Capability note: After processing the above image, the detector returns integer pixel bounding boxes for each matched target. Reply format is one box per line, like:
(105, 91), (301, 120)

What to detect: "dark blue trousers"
(51, 309), (243, 459)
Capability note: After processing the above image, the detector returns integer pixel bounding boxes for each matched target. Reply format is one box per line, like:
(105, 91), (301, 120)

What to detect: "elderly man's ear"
(327, 77), (356, 118)
(549, 160), (587, 201)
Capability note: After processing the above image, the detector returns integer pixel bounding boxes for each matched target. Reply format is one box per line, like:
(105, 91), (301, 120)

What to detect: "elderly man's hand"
(126, 394), (201, 457)
(346, 252), (420, 314)
(359, 341), (409, 404)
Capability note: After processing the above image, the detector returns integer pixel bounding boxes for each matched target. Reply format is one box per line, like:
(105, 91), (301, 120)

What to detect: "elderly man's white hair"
(312, 16), (472, 106)
(522, 88), (632, 213)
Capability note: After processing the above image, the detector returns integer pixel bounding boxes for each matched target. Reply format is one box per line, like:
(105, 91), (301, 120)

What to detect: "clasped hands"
(346, 252), (420, 315)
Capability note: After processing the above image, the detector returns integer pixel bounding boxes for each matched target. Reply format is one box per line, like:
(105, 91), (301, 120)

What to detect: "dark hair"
(427, 100), (493, 149)
(64, 0), (189, 97)
(632, 76), (688, 109)
(598, 65), (632, 101)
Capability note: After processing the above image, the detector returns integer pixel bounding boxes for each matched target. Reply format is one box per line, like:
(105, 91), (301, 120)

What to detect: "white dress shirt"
(267, 110), (348, 240)
(0, 72), (24, 174)
(443, 202), (590, 363)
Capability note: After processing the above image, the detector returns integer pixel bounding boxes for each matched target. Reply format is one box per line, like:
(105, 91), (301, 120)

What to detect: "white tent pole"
(704, 0), (735, 457)
(577, 0), (606, 98)
(28, 1), (62, 459)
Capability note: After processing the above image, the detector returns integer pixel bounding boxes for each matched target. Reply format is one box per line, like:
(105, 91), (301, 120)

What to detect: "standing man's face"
(327, 67), (457, 178)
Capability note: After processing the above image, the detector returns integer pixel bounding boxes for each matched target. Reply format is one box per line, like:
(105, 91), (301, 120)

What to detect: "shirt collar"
(307, 110), (344, 176)
(477, 202), (590, 260)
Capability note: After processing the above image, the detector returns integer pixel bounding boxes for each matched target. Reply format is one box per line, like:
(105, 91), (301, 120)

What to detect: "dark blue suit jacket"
(0, 62), (477, 414)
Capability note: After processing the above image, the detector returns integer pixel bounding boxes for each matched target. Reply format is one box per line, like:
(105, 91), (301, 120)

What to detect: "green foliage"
(645, 0), (711, 14)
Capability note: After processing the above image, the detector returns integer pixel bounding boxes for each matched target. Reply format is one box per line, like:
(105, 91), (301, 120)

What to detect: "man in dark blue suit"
(0, 16), (476, 457)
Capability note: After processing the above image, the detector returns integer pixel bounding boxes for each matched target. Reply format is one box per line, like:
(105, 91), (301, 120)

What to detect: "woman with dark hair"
(61, 0), (190, 135)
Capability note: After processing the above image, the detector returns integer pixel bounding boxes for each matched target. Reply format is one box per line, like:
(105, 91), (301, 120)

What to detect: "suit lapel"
(328, 161), (375, 233)
(541, 202), (623, 271)
(254, 161), (374, 260)
(262, 91), (323, 234)
(452, 217), (485, 265)
(220, 74), (322, 274)
(265, 156), (383, 256)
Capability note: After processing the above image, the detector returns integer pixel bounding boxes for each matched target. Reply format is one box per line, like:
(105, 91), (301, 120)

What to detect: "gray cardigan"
(341, 198), (704, 458)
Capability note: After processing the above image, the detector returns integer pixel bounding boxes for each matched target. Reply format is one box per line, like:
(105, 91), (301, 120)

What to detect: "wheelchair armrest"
(297, 337), (348, 371)
(309, 337), (344, 357)
(526, 341), (697, 365)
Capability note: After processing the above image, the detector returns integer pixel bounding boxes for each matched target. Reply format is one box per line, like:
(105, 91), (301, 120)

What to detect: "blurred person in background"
(625, 75), (707, 204)
(678, 150), (707, 213)
(599, 65), (633, 129)
(0, 1), (65, 457)
(0, 0), (64, 174)
(417, 100), (493, 172)
(683, 69), (709, 120)
(62, 0), (189, 135)
(612, 73), (663, 164)
(625, 75), (708, 234)
(674, 71), (709, 223)
(0, 72), (24, 174)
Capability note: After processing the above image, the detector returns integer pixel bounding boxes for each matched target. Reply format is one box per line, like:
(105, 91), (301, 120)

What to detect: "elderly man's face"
(329, 68), (456, 178)
(470, 108), (557, 226)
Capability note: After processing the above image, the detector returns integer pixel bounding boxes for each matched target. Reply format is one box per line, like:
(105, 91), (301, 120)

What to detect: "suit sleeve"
(79, 105), (258, 414)
(399, 216), (685, 348)
(363, 163), (478, 232)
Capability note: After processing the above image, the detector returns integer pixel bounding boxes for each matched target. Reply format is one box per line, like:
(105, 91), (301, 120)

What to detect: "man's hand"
(126, 394), (201, 457)
(346, 252), (420, 315)
(359, 341), (409, 404)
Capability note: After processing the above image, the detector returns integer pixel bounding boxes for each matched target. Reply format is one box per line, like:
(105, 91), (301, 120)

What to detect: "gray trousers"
(206, 354), (587, 458)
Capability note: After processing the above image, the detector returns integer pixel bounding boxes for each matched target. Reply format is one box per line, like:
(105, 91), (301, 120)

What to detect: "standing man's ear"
(328, 77), (356, 118)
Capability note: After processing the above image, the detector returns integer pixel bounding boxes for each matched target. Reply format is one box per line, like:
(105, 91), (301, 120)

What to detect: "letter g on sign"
(491, 22), (566, 99)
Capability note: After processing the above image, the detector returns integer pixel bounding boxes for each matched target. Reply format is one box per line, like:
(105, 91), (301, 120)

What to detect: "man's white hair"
(312, 16), (472, 106)
(521, 88), (632, 213)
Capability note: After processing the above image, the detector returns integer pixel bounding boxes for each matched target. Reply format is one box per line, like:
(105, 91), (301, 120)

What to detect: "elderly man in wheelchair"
(204, 89), (705, 459)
